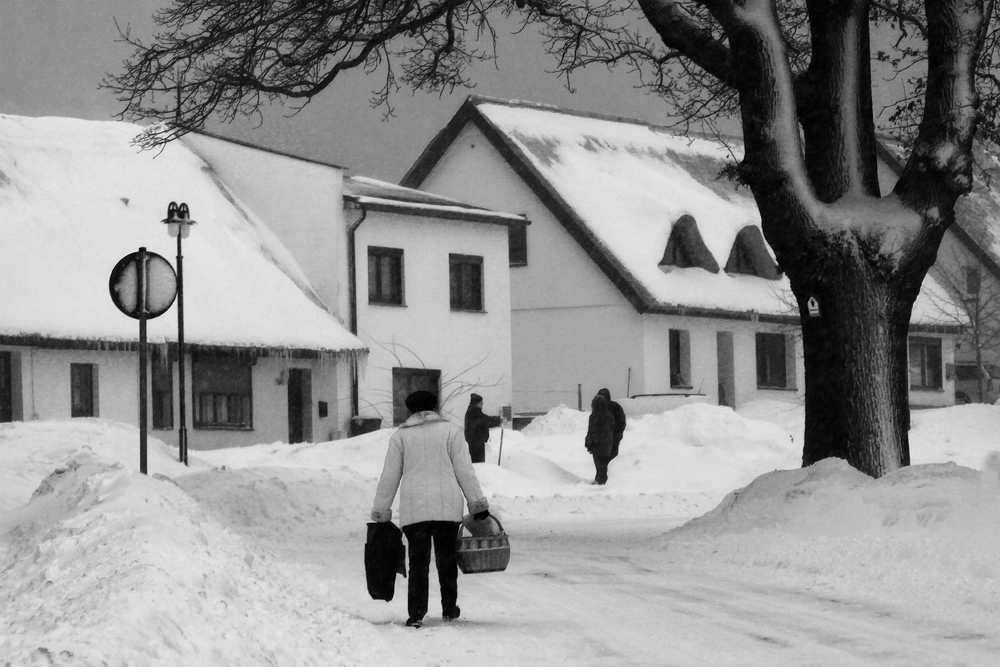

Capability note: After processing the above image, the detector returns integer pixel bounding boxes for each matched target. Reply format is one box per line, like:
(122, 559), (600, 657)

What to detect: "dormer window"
(729, 241), (756, 275)
(665, 237), (695, 268)
(725, 226), (780, 280)
(659, 214), (720, 273)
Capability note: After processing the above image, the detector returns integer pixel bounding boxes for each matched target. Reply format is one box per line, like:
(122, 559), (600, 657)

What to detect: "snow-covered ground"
(1, 401), (999, 665)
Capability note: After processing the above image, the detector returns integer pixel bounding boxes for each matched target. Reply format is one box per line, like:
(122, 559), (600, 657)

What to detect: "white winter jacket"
(372, 411), (489, 527)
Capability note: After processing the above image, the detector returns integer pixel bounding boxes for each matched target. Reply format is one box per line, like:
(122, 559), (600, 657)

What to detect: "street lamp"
(162, 202), (196, 465)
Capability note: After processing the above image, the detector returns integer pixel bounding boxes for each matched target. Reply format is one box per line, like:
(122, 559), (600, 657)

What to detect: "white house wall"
(926, 231), (997, 367)
(419, 124), (642, 413)
(5, 348), (138, 423)
(354, 210), (513, 424)
(180, 133), (350, 322)
(417, 122), (958, 414)
(1, 345), (348, 449)
(641, 314), (806, 408)
(184, 355), (345, 450)
(420, 124), (625, 310)
(514, 304), (644, 412)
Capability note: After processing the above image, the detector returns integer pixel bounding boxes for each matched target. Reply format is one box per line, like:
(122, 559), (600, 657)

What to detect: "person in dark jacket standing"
(584, 393), (615, 485)
(464, 393), (502, 463)
(597, 388), (626, 460)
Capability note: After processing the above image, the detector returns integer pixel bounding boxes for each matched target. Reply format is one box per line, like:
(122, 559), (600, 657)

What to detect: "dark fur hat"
(405, 390), (438, 413)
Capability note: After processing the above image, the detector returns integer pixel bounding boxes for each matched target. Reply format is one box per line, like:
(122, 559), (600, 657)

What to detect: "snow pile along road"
(666, 456), (1000, 631)
(0, 453), (387, 667)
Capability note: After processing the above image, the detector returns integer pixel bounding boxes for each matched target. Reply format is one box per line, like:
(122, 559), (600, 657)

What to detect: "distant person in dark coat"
(464, 393), (502, 463)
(585, 393), (615, 485)
(597, 388), (626, 460)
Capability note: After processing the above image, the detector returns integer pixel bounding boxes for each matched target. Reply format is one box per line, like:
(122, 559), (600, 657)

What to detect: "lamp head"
(161, 201), (197, 238)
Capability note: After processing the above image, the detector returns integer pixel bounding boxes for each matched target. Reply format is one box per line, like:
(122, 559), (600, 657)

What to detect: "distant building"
(877, 139), (1000, 403)
(181, 131), (525, 428)
(342, 176), (524, 425)
(403, 96), (966, 414)
(0, 114), (365, 448)
(0, 114), (523, 448)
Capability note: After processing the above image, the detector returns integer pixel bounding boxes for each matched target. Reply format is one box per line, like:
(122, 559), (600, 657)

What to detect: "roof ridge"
(182, 125), (347, 170)
(344, 175), (494, 211)
(464, 95), (744, 145)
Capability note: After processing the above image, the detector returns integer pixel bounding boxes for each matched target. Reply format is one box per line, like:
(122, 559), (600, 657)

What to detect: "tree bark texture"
(797, 249), (912, 475)
(655, 0), (988, 477)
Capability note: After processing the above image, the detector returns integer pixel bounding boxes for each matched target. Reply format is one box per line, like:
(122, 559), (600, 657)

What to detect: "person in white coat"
(371, 390), (491, 628)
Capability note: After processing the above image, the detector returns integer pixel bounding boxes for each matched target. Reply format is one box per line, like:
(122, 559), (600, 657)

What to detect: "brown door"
(0, 352), (12, 423)
(287, 368), (313, 443)
(392, 368), (441, 425)
(717, 332), (736, 409)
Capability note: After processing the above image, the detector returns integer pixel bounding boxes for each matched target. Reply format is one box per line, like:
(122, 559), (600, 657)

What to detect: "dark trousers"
(593, 454), (611, 484)
(402, 521), (461, 620)
(468, 440), (487, 463)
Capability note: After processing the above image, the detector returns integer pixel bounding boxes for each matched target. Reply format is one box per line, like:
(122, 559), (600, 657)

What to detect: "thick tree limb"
(636, 0), (738, 87)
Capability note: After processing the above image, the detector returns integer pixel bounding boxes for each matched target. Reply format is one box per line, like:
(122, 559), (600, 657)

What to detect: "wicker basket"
(456, 515), (511, 574)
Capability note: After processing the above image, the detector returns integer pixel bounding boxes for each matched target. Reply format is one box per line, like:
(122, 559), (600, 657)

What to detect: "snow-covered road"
(217, 510), (1000, 667)
(5, 409), (1000, 666)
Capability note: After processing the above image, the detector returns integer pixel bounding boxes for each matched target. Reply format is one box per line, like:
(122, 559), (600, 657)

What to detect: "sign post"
(109, 248), (177, 474)
(138, 248), (148, 473)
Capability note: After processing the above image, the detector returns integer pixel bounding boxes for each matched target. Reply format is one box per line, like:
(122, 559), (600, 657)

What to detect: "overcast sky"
(1, 1), (914, 184)
(0, 0), (691, 182)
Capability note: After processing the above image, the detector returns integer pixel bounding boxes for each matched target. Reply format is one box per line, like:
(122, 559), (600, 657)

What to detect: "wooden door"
(391, 368), (441, 425)
(0, 352), (11, 423)
(287, 368), (312, 443)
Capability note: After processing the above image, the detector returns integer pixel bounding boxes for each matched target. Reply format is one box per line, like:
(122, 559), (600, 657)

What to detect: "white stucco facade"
(414, 119), (957, 414)
(352, 209), (514, 424)
(0, 345), (350, 449)
(180, 132), (351, 322)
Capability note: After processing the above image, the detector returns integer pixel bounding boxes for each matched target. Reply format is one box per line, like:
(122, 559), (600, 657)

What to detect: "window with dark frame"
(151, 351), (173, 430)
(70, 363), (97, 418)
(368, 246), (404, 305)
(909, 337), (943, 390)
(755, 333), (788, 389)
(0, 352), (12, 423)
(449, 254), (484, 311)
(508, 224), (527, 266)
(965, 266), (981, 297)
(192, 358), (253, 429)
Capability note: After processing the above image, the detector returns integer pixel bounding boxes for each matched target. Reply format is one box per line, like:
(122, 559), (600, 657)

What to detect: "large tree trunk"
(796, 246), (913, 476)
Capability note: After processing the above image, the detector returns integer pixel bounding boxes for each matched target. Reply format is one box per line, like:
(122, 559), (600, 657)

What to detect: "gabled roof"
(343, 175), (527, 226)
(877, 139), (1000, 281)
(0, 114), (366, 357)
(404, 96), (957, 326)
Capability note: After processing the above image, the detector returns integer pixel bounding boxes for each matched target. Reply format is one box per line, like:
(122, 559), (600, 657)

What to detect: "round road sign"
(109, 250), (177, 319)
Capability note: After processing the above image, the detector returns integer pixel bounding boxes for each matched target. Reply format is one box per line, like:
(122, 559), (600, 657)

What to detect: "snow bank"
(666, 457), (1000, 629)
(3, 400), (1000, 663)
(174, 466), (376, 540)
(0, 418), (192, 513)
(0, 453), (386, 666)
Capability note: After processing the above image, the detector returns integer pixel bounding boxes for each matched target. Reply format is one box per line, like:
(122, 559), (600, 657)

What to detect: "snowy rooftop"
(344, 175), (527, 225)
(408, 97), (960, 324)
(0, 114), (365, 355)
(878, 138), (1000, 276)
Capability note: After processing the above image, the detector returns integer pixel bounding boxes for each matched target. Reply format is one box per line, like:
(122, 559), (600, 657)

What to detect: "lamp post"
(162, 202), (196, 465)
